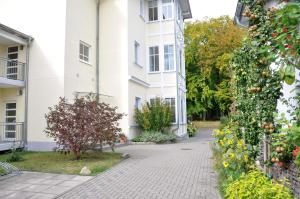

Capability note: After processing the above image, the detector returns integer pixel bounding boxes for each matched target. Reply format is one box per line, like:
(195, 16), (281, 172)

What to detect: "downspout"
(24, 38), (33, 146)
(96, 0), (100, 101)
(172, 0), (180, 135)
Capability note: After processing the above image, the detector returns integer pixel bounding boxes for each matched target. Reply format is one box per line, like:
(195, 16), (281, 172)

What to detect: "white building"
(0, 0), (192, 151)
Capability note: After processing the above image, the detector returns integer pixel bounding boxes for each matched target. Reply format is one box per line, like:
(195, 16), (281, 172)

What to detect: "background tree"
(185, 16), (246, 120)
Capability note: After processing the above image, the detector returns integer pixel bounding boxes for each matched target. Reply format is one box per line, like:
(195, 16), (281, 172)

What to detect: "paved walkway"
(59, 128), (220, 199)
(0, 172), (92, 199)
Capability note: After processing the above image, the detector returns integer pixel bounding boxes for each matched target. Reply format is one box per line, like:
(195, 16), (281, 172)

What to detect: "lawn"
(192, 121), (220, 129)
(0, 151), (123, 176)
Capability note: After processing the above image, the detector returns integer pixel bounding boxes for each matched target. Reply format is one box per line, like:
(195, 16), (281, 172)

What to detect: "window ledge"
(79, 59), (92, 66)
(163, 70), (176, 73)
(148, 71), (160, 74)
(134, 62), (143, 68)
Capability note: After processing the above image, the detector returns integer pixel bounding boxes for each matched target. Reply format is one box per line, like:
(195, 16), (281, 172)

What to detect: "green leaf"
(284, 65), (295, 85)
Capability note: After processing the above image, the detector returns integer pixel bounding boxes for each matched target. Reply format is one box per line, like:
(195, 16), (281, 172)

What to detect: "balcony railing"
(0, 122), (25, 144)
(0, 57), (25, 81)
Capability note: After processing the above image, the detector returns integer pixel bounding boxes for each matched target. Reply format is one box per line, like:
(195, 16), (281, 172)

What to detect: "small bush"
(6, 149), (23, 162)
(135, 98), (172, 132)
(0, 167), (7, 176)
(225, 170), (293, 199)
(132, 132), (176, 144)
(187, 123), (197, 137)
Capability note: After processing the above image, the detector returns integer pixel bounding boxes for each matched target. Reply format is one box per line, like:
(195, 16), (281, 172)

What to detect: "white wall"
(0, 0), (67, 147)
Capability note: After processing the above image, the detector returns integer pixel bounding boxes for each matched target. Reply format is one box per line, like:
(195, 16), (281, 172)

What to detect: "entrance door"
(7, 46), (18, 80)
(4, 102), (17, 140)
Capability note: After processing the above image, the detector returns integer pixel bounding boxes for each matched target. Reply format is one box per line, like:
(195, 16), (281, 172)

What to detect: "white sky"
(187, 0), (239, 21)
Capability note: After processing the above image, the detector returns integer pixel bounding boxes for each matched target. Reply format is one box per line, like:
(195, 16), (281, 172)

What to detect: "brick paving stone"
(59, 128), (221, 199)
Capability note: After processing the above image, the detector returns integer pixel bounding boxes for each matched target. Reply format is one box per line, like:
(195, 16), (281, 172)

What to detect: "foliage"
(187, 123), (197, 137)
(0, 151), (122, 176)
(225, 170), (293, 199)
(185, 16), (246, 119)
(132, 132), (176, 144)
(213, 127), (253, 195)
(45, 95), (124, 159)
(0, 167), (6, 176)
(135, 98), (172, 132)
(6, 148), (23, 162)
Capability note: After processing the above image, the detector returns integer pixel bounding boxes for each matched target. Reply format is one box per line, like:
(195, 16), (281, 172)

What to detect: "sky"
(187, 0), (239, 21)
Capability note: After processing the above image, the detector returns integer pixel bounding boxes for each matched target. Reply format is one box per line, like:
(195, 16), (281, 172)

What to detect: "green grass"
(0, 151), (123, 176)
(192, 121), (220, 129)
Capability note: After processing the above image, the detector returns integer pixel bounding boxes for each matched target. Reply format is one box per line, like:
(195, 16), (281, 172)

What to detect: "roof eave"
(0, 23), (33, 44)
(179, 0), (192, 20)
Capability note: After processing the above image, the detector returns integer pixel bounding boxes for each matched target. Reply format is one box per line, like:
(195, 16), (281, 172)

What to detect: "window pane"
(8, 46), (18, 53)
(8, 53), (18, 60)
(6, 110), (16, 117)
(6, 103), (16, 109)
(155, 55), (159, 71)
(80, 44), (83, 54)
(154, 7), (158, 20)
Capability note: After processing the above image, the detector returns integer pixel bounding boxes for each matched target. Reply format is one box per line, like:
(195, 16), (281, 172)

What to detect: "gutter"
(96, 0), (100, 101)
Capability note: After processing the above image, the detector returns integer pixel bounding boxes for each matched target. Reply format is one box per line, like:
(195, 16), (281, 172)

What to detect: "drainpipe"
(172, 0), (180, 135)
(96, 0), (100, 101)
(24, 38), (33, 146)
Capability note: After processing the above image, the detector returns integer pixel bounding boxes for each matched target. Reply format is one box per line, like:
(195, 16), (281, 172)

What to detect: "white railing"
(0, 122), (25, 143)
(0, 57), (25, 81)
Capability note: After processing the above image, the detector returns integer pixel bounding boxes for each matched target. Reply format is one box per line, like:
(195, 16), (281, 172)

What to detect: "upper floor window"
(148, 0), (158, 21)
(134, 41), (141, 66)
(162, 0), (173, 20)
(79, 41), (90, 63)
(140, 0), (145, 18)
(164, 44), (174, 71)
(149, 46), (159, 72)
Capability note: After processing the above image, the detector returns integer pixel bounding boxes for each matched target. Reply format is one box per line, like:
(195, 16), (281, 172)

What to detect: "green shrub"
(135, 98), (172, 132)
(225, 170), (293, 199)
(187, 123), (197, 137)
(132, 132), (176, 144)
(220, 116), (230, 129)
(0, 167), (7, 176)
(6, 149), (23, 163)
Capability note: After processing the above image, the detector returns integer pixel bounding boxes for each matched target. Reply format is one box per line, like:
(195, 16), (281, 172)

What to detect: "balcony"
(0, 122), (25, 151)
(0, 57), (25, 87)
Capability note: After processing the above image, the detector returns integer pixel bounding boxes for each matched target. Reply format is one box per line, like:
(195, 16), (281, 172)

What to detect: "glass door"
(4, 102), (17, 140)
(7, 46), (18, 80)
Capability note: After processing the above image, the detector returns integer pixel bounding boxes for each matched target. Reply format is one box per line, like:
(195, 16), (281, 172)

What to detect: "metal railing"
(0, 57), (25, 81)
(0, 122), (25, 143)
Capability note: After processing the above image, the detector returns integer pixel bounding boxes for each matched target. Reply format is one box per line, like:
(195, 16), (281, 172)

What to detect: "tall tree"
(185, 16), (246, 120)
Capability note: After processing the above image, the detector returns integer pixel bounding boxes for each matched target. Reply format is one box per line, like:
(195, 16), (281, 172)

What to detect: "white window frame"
(149, 46), (160, 72)
(164, 44), (175, 71)
(165, 97), (176, 124)
(7, 46), (19, 80)
(4, 102), (17, 140)
(134, 41), (142, 67)
(140, 0), (145, 19)
(148, 0), (159, 22)
(79, 41), (91, 64)
(162, 0), (173, 20)
(135, 97), (142, 110)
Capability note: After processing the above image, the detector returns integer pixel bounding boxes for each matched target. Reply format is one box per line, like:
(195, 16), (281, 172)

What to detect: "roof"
(234, 2), (249, 28)
(179, 0), (192, 20)
(0, 23), (33, 44)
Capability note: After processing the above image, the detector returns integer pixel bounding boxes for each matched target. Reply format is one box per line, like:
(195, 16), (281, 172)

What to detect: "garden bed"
(0, 151), (123, 176)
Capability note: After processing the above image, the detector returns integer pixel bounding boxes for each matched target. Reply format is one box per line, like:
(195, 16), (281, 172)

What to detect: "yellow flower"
(219, 140), (224, 146)
(223, 161), (229, 168)
(227, 139), (233, 145)
(244, 155), (249, 162)
(237, 140), (244, 148)
(229, 153), (235, 159)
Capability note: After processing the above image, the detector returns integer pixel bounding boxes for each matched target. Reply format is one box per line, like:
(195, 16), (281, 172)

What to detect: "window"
(7, 46), (19, 80)
(164, 44), (174, 71)
(162, 0), (173, 20)
(140, 0), (145, 18)
(134, 41), (141, 65)
(179, 49), (183, 73)
(177, 3), (182, 21)
(79, 41), (90, 63)
(149, 46), (159, 72)
(135, 97), (142, 110)
(165, 98), (176, 123)
(5, 102), (17, 139)
(148, 0), (158, 21)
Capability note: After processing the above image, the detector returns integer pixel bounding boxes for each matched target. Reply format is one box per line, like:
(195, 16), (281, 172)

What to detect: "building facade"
(0, 0), (191, 151)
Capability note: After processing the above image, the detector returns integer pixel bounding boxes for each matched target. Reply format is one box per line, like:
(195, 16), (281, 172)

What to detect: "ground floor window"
(165, 98), (176, 123)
